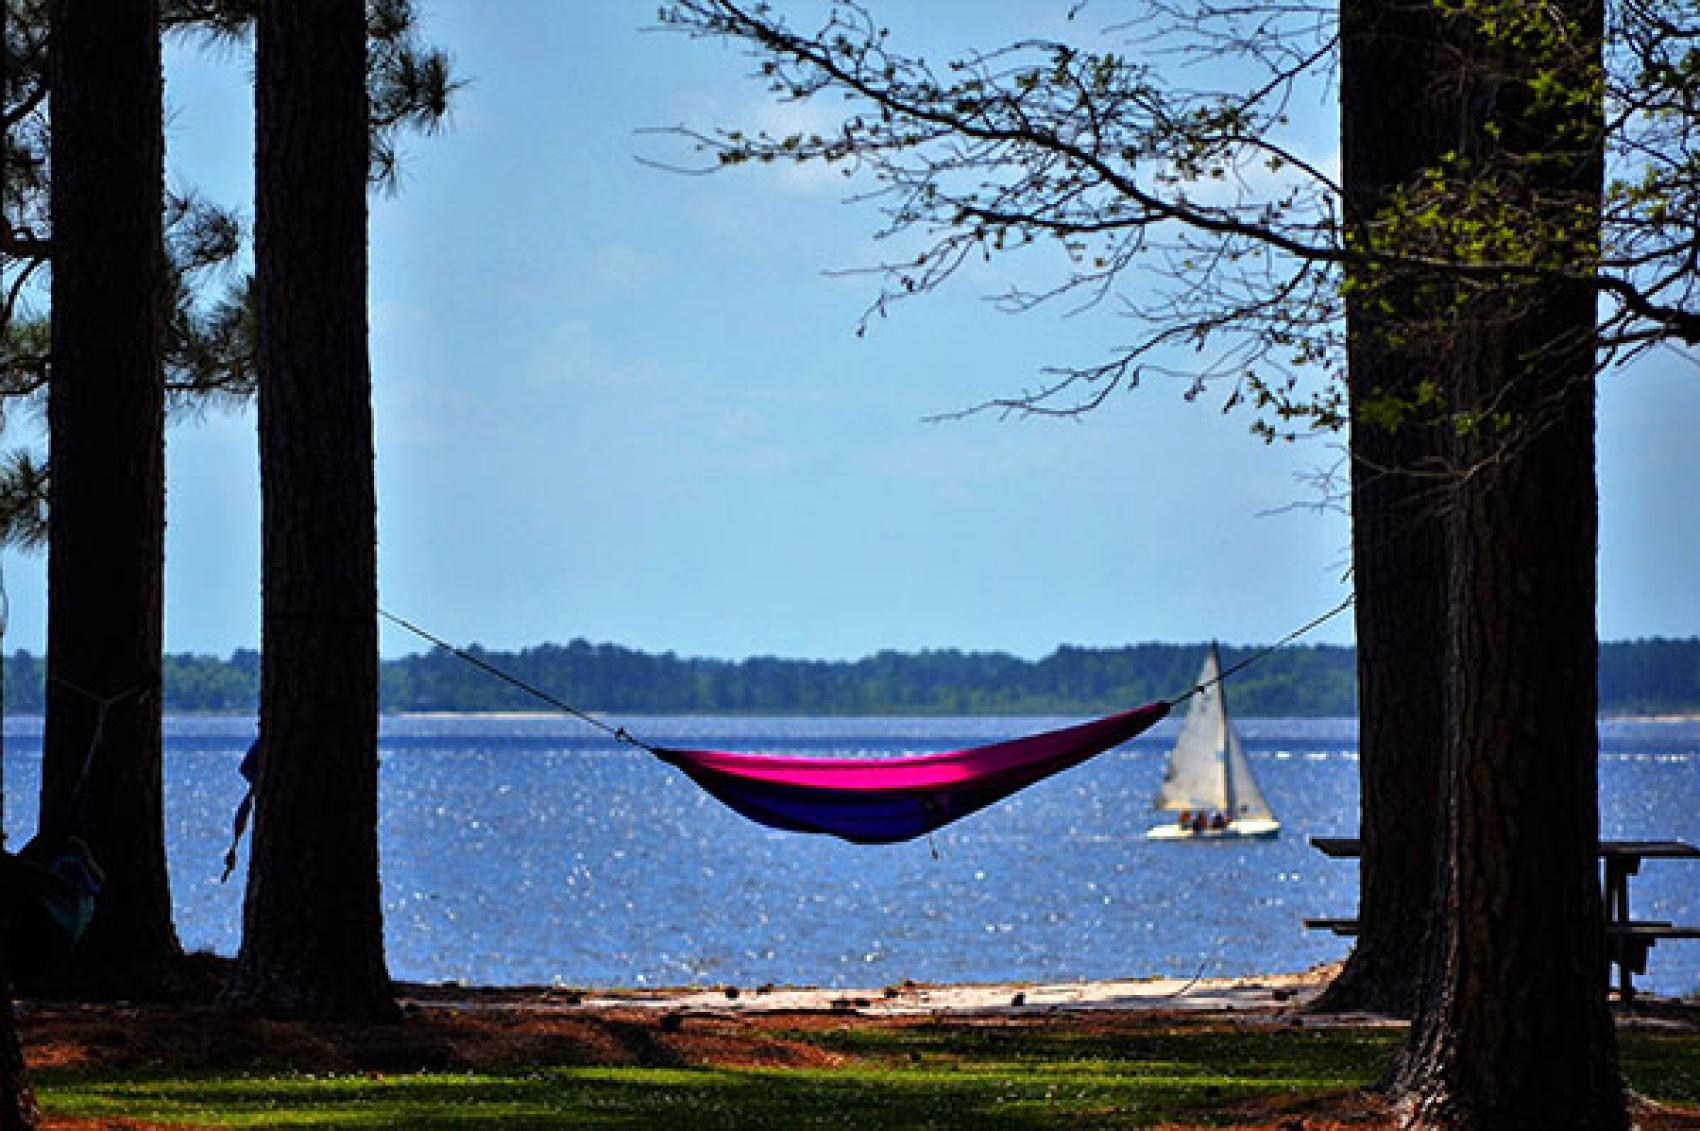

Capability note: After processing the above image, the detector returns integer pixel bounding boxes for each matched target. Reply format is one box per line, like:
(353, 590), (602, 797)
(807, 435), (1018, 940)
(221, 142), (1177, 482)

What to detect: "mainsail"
(1152, 645), (1275, 824)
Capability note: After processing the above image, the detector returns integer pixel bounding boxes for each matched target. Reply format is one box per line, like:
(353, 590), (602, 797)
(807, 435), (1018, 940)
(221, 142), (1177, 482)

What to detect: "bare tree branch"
(657, 0), (1697, 433)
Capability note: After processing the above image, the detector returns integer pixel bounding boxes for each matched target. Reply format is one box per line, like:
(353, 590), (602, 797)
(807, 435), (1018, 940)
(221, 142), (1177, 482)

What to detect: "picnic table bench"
(1303, 836), (1700, 1001)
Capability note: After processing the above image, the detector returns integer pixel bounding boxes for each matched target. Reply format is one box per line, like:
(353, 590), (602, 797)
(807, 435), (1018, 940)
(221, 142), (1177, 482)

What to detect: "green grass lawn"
(32, 1025), (1700, 1129)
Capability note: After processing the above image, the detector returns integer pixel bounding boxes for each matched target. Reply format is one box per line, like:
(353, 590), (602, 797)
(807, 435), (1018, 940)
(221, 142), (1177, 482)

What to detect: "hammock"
(655, 702), (1170, 844)
(367, 604), (1351, 852)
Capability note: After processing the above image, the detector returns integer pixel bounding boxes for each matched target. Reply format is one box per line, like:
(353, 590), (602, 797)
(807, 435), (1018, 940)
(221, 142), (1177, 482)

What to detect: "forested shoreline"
(3, 637), (1697, 717)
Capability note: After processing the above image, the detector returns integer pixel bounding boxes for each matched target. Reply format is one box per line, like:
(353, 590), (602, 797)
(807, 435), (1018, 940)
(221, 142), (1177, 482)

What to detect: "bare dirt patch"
(14, 976), (1700, 1130)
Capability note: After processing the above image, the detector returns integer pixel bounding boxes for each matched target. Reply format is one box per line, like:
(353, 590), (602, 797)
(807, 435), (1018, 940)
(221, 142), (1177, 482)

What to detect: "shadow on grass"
(42, 1064), (1376, 1129)
(31, 1022), (1700, 1129)
(35, 1023), (1402, 1129)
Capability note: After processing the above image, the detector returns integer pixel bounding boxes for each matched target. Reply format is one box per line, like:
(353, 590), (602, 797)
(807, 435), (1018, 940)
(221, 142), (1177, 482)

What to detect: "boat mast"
(1214, 641), (1237, 818)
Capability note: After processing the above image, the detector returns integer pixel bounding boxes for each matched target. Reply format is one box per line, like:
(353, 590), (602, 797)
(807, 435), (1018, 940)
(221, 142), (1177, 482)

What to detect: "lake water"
(3, 714), (1698, 997)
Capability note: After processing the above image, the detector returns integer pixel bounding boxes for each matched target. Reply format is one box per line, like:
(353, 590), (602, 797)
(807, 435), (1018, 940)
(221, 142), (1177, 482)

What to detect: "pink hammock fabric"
(655, 702), (1170, 844)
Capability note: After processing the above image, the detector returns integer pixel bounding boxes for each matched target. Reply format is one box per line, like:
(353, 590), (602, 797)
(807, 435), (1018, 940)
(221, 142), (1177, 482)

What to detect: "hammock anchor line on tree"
(364, 602), (1350, 848)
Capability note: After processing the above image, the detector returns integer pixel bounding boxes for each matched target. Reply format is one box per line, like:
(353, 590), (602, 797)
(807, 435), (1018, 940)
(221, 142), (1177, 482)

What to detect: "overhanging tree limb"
(660, 0), (1695, 428)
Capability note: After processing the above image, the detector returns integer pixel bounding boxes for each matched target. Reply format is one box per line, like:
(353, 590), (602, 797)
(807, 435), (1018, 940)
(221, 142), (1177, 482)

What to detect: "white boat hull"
(1145, 817), (1281, 841)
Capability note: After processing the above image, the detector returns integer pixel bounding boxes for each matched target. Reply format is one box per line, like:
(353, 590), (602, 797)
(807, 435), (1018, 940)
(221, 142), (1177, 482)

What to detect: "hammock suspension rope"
(363, 599), (1359, 847)
(382, 596), (1355, 739)
(1185, 594), (1357, 702)
(378, 609), (658, 754)
(224, 599), (1355, 877)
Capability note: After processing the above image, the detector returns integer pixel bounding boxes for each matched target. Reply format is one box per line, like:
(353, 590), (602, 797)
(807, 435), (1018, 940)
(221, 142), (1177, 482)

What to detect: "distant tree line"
(2, 637), (1696, 717)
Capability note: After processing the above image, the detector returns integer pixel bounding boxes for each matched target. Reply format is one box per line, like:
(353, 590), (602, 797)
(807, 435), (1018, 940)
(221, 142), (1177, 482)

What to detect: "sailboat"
(1146, 644), (1280, 840)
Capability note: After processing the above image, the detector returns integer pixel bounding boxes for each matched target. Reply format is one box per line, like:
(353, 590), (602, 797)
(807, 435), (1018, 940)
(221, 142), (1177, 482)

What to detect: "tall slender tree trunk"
(1397, 290), (1619, 1129)
(41, 0), (178, 997)
(223, 0), (394, 1022)
(1393, 1), (1621, 1124)
(0, 14), (38, 1125)
(0, 969), (33, 1131)
(1314, 0), (1455, 1018)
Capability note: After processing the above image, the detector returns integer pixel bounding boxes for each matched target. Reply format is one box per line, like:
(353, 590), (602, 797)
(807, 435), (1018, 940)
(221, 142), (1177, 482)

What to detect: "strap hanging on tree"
(220, 741), (261, 883)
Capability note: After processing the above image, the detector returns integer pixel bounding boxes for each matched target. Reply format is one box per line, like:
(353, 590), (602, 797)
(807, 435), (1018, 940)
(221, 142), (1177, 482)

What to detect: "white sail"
(1148, 644), (1279, 838)
(1223, 712), (1274, 821)
(1153, 648), (1230, 812)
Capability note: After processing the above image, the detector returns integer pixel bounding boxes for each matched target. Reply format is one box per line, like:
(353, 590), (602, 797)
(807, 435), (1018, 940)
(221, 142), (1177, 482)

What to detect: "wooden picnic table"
(1305, 836), (1700, 1001)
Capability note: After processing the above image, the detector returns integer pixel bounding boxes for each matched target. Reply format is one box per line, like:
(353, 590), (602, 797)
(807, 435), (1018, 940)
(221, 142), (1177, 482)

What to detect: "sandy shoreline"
(399, 963), (1700, 1031)
(400, 964), (1390, 1025)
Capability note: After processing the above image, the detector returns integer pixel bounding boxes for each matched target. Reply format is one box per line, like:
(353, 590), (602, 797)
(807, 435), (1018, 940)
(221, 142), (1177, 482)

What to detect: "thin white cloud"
(592, 242), (669, 290)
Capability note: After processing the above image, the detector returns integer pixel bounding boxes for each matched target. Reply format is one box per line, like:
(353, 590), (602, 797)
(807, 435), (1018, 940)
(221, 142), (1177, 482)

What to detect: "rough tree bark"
(0, 957), (33, 1131)
(40, 0), (179, 998)
(1312, 0), (1455, 1019)
(222, 0), (395, 1022)
(1393, 1), (1623, 1124)
(1397, 288), (1620, 1131)
(0, 0), (29, 1114)
(0, 0), (37, 1090)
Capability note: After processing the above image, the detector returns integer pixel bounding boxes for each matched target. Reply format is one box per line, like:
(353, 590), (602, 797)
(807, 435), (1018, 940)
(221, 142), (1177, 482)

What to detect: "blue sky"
(3, 1), (1696, 661)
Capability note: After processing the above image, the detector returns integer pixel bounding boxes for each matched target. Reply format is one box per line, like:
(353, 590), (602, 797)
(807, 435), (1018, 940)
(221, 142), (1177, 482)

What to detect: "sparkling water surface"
(4, 714), (1697, 996)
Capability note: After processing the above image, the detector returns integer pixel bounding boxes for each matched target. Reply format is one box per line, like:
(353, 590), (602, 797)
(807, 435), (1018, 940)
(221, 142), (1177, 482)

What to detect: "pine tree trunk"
(1395, 291), (1620, 1128)
(1392, 2), (1622, 1124)
(1314, 0), (1455, 1018)
(222, 0), (395, 1022)
(0, 941), (34, 1131)
(0, 0), (35, 1118)
(42, 0), (179, 997)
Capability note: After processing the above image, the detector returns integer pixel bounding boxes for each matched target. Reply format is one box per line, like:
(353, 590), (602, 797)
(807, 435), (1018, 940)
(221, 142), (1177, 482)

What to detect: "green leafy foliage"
(3, 637), (1696, 717)
(0, 0), (461, 547)
(368, 639), (1357, 716)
